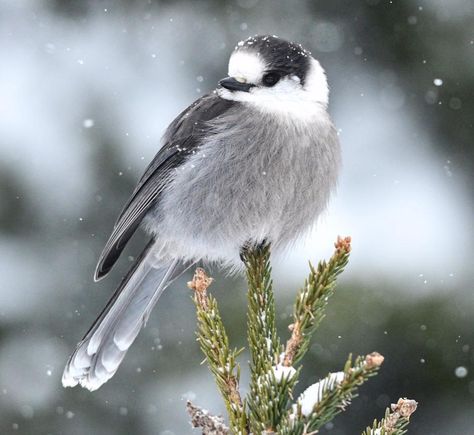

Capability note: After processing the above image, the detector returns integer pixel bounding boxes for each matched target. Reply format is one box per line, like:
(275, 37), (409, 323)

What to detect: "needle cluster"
(187, 237), (417, 434)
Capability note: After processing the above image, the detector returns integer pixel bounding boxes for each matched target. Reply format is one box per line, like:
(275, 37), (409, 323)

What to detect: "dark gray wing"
(94, 92), (236, 280)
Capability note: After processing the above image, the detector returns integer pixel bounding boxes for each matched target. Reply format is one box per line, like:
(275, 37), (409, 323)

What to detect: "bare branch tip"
(365, 352), (385, 369)
(188, 267), (214, 293)
(186, 401), (230, 435)
(334, 235), (352, 253)
(391, 397), (418, 419)
(188, 268), (213, 310)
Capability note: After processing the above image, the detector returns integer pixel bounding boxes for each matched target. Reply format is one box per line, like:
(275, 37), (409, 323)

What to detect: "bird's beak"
(218, 77), (254, 92)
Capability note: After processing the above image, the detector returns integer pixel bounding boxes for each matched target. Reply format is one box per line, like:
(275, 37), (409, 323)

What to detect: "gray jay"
(62, 35), (341, 391)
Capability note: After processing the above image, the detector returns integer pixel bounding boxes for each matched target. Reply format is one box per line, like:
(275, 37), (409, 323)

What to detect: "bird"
(62, 35), (341, 391)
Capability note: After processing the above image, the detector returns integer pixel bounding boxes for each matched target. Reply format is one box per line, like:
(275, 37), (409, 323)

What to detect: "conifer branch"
(283, 236), (351, 367)
(279, 352), (384, 435)
(187, 237), (418, 434)
(362, 398), (418, 435)
(242, 243), (281, 370)
(241, 243), (296, 434)
(188, 268), (247, 434)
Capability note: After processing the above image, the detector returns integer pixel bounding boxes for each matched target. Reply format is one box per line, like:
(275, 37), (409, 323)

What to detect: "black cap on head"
(234, 35), (311, 84)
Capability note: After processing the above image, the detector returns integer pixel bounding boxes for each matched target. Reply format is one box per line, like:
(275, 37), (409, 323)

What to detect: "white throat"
(218, 52), (330, 121)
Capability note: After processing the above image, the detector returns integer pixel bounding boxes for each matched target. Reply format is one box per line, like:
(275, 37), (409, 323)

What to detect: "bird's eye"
(262, 72), (281, 87)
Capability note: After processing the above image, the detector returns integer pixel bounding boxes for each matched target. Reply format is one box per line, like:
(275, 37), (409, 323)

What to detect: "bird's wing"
(94, 92), (236, 280)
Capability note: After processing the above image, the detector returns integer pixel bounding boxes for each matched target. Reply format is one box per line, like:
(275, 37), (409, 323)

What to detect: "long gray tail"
(62, 241), (189, 391)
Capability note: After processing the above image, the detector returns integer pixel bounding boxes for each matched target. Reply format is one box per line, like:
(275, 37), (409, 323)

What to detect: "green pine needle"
(241, 243), (295, 433)
(188, 238), (417, 435)
(279, 352), (384, 435)
(189, 268), (247, 434)
(283, 236), (351, 367)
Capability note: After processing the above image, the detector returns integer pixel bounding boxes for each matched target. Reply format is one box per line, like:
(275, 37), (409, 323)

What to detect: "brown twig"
(283, 320), (303, 367)
(187, 401), (230, 435)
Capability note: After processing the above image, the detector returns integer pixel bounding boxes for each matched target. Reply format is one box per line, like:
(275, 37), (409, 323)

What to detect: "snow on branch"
(187, 237), (418, 434)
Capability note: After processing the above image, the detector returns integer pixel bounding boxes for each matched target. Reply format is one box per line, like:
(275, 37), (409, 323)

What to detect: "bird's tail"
(62, 240), (189, 391)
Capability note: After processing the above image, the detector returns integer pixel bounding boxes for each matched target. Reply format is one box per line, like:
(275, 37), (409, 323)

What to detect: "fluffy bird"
(62, 35), (341, 391)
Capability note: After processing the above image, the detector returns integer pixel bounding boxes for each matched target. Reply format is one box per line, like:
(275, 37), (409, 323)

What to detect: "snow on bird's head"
(233, 35), (312, 84)
(220, 35), (330, 118)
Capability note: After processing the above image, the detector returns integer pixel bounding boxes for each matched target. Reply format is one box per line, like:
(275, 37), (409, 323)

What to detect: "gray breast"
(148, 104), (341, 266)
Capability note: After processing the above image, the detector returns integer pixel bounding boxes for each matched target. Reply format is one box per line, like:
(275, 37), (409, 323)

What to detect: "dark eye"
(262, 72), (281, 87)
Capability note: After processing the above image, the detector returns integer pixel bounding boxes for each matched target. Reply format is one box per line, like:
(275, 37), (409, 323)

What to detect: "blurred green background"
(0, 0), (473, 434)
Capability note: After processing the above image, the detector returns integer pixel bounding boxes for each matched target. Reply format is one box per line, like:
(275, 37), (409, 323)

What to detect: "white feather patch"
(228, 51), (266, 84)
(304, 58), (329, 106)
(220, 56), (329, 121)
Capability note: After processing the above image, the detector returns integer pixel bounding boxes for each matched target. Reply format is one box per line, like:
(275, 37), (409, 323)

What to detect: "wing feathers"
(94, 94), (237, 280)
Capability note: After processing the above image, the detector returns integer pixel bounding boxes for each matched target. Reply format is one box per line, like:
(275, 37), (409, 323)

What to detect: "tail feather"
(62, 241), (190, 391)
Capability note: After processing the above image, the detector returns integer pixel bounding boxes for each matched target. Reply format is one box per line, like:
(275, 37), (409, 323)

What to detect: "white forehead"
(225, 53), (329, 106)
(228, 51), (266, 83)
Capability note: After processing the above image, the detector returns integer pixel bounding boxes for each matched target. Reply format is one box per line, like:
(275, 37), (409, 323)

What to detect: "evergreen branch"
(188, 268), (247, 434)
(283, 236), (351, 367)
(242, 243), (281, 370)
(247, 363), (300, 434)
(241, 243), (295, 434)
(187, 238), (418, 435)
(279, 352), (384, 434)
(362, 398), (418, 435)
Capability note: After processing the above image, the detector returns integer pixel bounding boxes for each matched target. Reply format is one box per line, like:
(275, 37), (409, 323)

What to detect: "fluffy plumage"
(148, 95), (339, 269)
(62, 35), (341, 391)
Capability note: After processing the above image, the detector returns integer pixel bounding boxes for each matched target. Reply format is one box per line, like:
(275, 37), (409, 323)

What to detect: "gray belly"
(148, 108), (340, 265)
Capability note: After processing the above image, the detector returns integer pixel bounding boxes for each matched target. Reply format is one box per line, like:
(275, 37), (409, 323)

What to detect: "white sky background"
(0, 1), (473, 434)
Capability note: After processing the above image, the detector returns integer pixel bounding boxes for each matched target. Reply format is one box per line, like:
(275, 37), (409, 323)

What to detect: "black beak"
(219, 77), (254, 92)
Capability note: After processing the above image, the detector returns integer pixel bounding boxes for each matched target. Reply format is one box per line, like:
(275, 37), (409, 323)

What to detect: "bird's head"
(217, 35), (329, 119)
